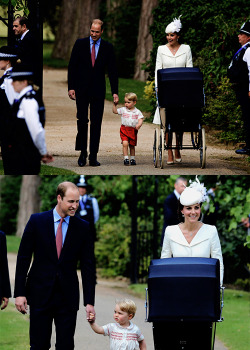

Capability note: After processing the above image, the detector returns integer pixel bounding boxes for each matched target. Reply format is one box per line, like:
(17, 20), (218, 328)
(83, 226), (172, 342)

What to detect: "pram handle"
(217, 286), (225, 322)
(145, 287), (148, 322)
(155, 88), (159, 107)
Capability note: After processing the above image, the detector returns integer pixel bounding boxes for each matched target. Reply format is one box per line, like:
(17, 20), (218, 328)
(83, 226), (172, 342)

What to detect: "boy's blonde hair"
(125, 92), (137, 102)
(116, 299), (137, 318)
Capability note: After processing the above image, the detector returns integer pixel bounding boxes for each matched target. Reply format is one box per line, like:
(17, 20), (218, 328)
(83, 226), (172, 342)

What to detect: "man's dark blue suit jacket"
(68, 37), (118, 99)
(14, 210), (96, 310)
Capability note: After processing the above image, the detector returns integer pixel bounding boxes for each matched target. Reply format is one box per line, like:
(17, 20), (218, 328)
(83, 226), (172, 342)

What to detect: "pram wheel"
(153, 128), (160, 167)
(200, 128), (206, 168)
(159, 129), (165, 169)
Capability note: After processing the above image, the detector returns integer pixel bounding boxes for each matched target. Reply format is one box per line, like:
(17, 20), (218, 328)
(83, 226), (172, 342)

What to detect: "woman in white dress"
(161, 177), (224, 284)
(155, 16), (193, 164)
(156, 176), (224, 350)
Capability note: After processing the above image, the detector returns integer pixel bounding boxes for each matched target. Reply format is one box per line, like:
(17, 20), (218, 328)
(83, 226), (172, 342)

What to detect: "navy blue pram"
(146, 257), (225, 350)
(153, 67), (206, 168)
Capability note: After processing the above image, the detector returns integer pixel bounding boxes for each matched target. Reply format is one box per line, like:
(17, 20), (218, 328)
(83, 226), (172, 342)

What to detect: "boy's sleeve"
(137, 326), (144, 341)
(138, 109), (144, 119)
(117, 107), (124, 115)
(103, 323), (112, 336)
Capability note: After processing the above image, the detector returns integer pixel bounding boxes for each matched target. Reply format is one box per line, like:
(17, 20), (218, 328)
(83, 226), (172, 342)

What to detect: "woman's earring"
(181, 213), (184, 217)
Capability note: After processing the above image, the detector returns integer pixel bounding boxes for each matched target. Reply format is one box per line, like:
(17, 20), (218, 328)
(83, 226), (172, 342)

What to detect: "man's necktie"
(56, 218), (63, 258)
(91, 42), (96, 67)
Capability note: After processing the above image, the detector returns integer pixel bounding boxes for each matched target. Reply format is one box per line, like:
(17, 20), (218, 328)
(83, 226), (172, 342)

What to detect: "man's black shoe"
(89, 160), (101, 166)
(78, 154), (86, 167)
(235, 148), (250, 155)
(124, 159), (129, 166)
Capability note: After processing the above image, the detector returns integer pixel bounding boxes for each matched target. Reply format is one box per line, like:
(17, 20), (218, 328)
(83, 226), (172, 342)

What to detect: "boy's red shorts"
(120, 125), (138, 146)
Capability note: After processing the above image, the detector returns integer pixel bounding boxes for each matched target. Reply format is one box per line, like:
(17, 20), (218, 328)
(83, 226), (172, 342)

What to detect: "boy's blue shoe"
(130, 159), (136, 165)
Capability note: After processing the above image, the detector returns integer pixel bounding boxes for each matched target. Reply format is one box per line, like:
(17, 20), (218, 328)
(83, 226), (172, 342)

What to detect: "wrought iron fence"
(131, 176), (160, 284)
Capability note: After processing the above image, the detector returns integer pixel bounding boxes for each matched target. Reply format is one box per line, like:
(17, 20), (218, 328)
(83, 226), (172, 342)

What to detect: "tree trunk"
(16, 176), (41, 237)
(52, 0), (101, 60)
(134, 0), (158, 81)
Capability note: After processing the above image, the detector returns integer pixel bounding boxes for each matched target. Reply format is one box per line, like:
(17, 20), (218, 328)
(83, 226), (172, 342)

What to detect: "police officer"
(7, 64), (53, 174)
(76, 176), (99, 240)
(228, 21), (250, 155)
(0, 46), (18, 173)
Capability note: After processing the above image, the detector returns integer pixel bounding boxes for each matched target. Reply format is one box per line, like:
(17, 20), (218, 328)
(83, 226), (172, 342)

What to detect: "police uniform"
(228, 21), (250, 155)
(0, 46), (18, 173)
(6, 65), (47, 174)
(76, 176), (99, 241)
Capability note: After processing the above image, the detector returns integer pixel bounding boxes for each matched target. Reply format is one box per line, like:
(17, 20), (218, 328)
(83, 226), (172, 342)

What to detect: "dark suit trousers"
(235, 86), (250, 149)
(75, 94), (105, 160)
(29, 279), (77, 350)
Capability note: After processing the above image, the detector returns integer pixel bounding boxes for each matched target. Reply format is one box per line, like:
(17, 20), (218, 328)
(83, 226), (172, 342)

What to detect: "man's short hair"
(175, 177), (187, 185)
(56, 182), (79, 200)
(91, 19), (104, 30)
(15, 16), (30, 29)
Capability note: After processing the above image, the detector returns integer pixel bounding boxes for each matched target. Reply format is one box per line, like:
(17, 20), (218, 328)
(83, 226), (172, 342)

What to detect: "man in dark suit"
(68, 19), (119, 167)
(0, 231), (11, 310)
(161, 177), (187, 245)
(14, 182), (96, 350)
(13, 16), (40, 86)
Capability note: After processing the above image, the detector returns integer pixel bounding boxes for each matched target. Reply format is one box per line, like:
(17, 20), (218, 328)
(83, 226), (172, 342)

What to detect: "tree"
(133, 0), (158, 81)
(16, 175), (41, 237)
(101, 0), (142, 78)
(52, 0), (101, 60)
(0, 176), (22, 235)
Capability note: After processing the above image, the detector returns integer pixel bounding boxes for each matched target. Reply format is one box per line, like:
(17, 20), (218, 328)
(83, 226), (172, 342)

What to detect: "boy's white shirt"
(117, 106), (144, 128)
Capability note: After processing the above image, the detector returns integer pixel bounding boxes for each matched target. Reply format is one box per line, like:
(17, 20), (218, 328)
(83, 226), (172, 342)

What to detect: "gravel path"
(7, 252), (228, 350)
(43, 68), (249, 175)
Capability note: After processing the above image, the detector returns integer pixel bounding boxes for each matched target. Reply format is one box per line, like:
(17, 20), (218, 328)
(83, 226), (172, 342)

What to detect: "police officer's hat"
(77, 175), (88, 187)
(11, 63), (34, 81)
(0, 46), (18, 59)
(239, 21), (250, 36)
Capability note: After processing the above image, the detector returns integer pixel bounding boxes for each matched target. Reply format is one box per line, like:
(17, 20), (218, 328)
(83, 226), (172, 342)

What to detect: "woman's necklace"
(168, 44), (180, 54)
(180, 223), (200, 237)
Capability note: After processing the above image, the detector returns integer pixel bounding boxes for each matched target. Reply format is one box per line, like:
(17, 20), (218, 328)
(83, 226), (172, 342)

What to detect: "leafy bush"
(203, 77), (244, 143)
(235, 278), (250, 291)
(95, 215), (131, 277)
(0, 176), (22, 235)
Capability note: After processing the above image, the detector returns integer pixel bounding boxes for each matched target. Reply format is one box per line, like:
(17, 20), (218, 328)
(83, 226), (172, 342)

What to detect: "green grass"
(0, 302), (29, 350)
(40, 164), (76, 175)
(0, 160), (76, 175)
(6, 235), (21, 254)
(43, 42), (69, 68)
(216, 289), (250, 350)
(128, 284), (250, 350)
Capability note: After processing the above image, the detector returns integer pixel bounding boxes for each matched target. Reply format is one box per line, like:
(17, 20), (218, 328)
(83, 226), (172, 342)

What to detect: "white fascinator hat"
(165, 15), (182, 34)
(180, 176), (208, 206)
